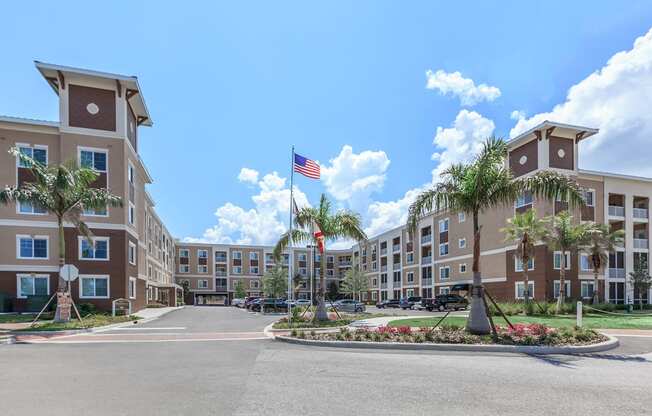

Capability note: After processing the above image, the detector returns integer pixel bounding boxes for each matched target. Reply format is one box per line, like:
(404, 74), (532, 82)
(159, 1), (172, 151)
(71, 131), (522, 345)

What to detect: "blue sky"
(2, 1), (652, 245)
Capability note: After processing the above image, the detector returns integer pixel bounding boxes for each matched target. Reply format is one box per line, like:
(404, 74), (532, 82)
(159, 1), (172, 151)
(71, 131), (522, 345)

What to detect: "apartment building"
(0, 62), (181, 313)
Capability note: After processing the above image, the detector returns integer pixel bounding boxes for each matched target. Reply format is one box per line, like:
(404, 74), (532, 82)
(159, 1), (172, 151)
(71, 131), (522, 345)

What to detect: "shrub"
(77, 303), (97, 317)
(297, 331), (306, 339)
(310, 330), (316, 337)
(290, 329), (298, 337)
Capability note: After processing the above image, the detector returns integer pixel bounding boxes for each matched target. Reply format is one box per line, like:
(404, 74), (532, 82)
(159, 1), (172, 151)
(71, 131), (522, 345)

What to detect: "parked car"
(423, 294), (468, 312)
(250, 298), (288, 312)
(332, 299), (366, 313)
(376, 299), (401, 309)
(293, 299), (311, 308)
(244, 297), (261, 310)
(399, 296), (422, 310)
(232, 298), (245, 308)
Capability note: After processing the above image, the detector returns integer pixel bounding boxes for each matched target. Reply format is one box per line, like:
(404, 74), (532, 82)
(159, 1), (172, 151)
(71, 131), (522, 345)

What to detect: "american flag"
(293, 153), (320, 179)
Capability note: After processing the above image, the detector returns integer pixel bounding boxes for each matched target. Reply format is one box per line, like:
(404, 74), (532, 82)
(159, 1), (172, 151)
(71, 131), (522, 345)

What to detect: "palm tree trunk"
(556, 253), (566, 313)
(466, 211), (491, 335)
(315, 253), (328, 321)
(523, 253), (530, 308)
(592, 267), (600, 305)
(54, 218), (70, 322)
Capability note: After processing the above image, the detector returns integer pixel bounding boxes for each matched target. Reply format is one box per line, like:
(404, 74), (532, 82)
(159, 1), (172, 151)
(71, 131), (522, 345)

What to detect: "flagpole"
(287, 145), (295, 322)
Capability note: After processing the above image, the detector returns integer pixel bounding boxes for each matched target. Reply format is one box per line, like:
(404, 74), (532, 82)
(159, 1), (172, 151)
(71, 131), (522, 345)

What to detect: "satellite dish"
(60, 264), (79, 282)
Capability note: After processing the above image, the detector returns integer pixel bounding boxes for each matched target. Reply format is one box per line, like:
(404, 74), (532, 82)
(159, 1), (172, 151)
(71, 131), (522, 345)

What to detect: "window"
(128, 242), (136, 265)
(553, 280), (571, 298)
(79, 237), (109, 260)
(198, 265), (208, 273)
(371, 292), (378, 301)
(407, 272), (414, 283)
(80, 149), (107, 172)
(459, 238), (466, 249)
(250, 280), (260, 289)
(515, 192), (533, 208)
(233, 251), (242, 260)
(459, 263), (467, 273)
(198, 250), (208, 259)
(18, 201), (47, 215)
(17, 236), (48, 259)
(406, 252), (414, 264)
(515, 281), (535, 299)
(581, 189), (595, 207)
(515, 257), (535, 272)
(233, 266), (242, 274)
(581, 281), (595, 299)
(129, 277), (137, 299)
(298, 253), (307, 262)
(198, 280), (209, 289)
(17, 274), (49, 298)
(128, 203), (136, 226)
(579, 253), (592, 272)
(439, 266), (450, 280)
(17, 145), (47, 167)
(439, 287), (450, 295)
(439, 218), (449, 233)
(553, 251), (571, 270)
(179, 265), (189, 273)
(83, 205), (107, 216)
(128, 163), (135, 185)
(250, 252), (259, 260)
(80, 275), (109, 298)
(180, 249), (190, 258)
(458, 212), (466, 223)
(439, 243), (449, 256)
(251, 267), (259, 274)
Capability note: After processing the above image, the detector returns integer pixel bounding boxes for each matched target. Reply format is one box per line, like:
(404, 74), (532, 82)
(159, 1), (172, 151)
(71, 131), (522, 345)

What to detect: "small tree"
(262, 264), (288, 299)
(326, 281), (339, 303)
(583, 224), (624, 304)
(501, 209), (548, 308)
(340, 268), (369, 302)
(233, 280), (246, 299)
(180, 280), (191, 304)
(629, 258), (652, 310)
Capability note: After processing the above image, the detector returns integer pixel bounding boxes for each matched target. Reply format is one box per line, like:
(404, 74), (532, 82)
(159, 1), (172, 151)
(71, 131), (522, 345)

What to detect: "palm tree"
(340, 267), (369, 302)
(292, 272), (304, 300)
(0, 147), (122, 321)
(407, 138), (584, 334)
(583, 224), (624, 304)
(501, 209), (548, 307)
(262, 264), (288, 299)
(274, 194), (366, 320)
(543, 211), (591, 312)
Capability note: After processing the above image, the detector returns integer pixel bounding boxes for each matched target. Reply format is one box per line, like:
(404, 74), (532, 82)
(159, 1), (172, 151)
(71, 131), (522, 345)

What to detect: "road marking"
(109, 327), (187, 331)
(602, 333), (652, 338)
(23, 337), (269, 344)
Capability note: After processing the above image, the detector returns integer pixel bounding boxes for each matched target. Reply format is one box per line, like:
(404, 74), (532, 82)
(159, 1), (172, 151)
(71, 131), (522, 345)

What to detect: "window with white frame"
(459, 263), (467, 273)
(439, 287), (450, 295)
(128, 203), (136, 226)
(198, 279), (209, 289)
(79, 237), (109, 260)
(79, 149), (107, 172)
(439, 242), (449, 256)
(439, 218), (449, 233)
(553, 251), (571, 270)
(581, 281), (595, 299)
(198, 265), (208, 273)
(180, 249), (190, 258)
(406, 252), (414, 264)
(553, 280), (571, 298)
(80, 275), (109, 298)
(251, 266), (259, 274)
(579, 253), (592, 272)
(439, 266), (450, 280)
(129, 277), (137, 299)
(407, 272), (414, 283)
(17, 145), (47, 167)
(459, 238), (466, 249)
(233, 251), (242, 260)
(128, 163), (135, 185)
(250, 280), (260, 289)
(515, 281), (535, 299)
(17, 274), (49, 298)
(250, 252), (259, 260)
(581, 189), (595, 207)
(298, 253), (307, 262)
(233, 266), (242, 274)
(198, 249), (208, 259)
(179, 264), (189, 273)
(515, 257), (535, 272)
(458, 212), (466, 223)
(371, 291), (378, 301)
(18, 200), (47, 215)
(406, 288), (415, 297)
(128, 242), (136, 265)
(17, 235), (48, 259)
(515, 192), (533, 208)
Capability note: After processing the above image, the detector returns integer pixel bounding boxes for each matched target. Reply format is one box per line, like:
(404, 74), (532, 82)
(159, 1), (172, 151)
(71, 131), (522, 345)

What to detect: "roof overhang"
(34, 61), (153, 127)
(507, 120), (598, 148)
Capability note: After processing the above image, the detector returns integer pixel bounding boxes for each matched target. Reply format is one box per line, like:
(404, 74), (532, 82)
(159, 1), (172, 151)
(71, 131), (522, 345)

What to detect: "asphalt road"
(1, 306), (651, 416)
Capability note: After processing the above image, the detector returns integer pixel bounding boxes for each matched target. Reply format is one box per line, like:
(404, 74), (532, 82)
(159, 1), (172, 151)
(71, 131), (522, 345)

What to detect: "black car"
(250, 298), (288, 312)
(376, 299), (401, 309)
(423, 294), (468, 312)
(244, 296), (261, 310)
(399, 296), (422, 310)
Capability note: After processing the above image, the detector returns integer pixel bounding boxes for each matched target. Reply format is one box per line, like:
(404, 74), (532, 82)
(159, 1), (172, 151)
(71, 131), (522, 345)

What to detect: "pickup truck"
(423, 294), (468, 312)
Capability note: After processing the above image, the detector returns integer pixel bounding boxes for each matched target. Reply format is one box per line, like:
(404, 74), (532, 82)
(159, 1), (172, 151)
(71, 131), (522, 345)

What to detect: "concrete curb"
(0, 334), (16, 345)
(266, 326), (348, 334)
(275, 334), (620, 355)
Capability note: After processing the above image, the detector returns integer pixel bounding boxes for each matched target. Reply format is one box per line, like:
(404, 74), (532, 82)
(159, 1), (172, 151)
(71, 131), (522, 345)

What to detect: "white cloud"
(431, 109), (495, 180)
(510, 27), (652, 176)
(510, 110), (526, 121)
(185, 171), (309, 245)
(426, 69), (501, 106)
(365, 187), (425, 237)
(321, 145), (390, 212)
(237, 167), (259, 185)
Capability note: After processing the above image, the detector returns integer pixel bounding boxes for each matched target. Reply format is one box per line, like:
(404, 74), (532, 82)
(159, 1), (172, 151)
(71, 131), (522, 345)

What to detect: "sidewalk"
(133, 306), (183, 321)
(349, 312), (469, 329)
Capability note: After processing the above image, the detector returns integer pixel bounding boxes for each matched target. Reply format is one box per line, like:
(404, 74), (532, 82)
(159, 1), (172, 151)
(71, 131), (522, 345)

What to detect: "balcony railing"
(609, 205), (625, 217)
(215, 256), (227, 263)
(421, 278), (432, 286)
(421, 256), (432, 265)
(215, 285), (228, 291)
(393, 263), (401, 271)
(421, 235), (432, 245)
(392, 244), (401, 252)
(339, 261), (352, 266)
(215, 271), (227, 277)
(609, 268), (626, 279)
(634, 238), (648, 249)
(381, 282), (388, 289)
(381, 265), (388, 272)
(633, 208), (649, 219)
(380, 248), (388, 256)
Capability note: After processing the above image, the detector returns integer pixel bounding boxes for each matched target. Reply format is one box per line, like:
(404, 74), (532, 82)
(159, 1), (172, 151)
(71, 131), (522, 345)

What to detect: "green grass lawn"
(389, 313), (652, 330)
(0, 313), (52, 324)
(16, 314), (139, 331)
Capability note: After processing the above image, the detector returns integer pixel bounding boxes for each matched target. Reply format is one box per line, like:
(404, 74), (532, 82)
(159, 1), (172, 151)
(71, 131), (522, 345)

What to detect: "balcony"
(215, 285), (228, 291)
(215, 270), (227, 277)
(421, 235), (432, 245)
(339, 261), (352, 266)
(633, 208), (649, 220)
(380, 248), (388, 256)
(393, 263), (401, 271)
(215, 257), (227, 263)
(381, 282), (388, 289)
(392, 244), (401, 253)
(634, 238), (649, 249)
(608, 205), (625, 217)
(609, 268), (626, 279)
(421, 256), (432, 265)
(381, 265), (388, 272)
(421, 278), (433, 286)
